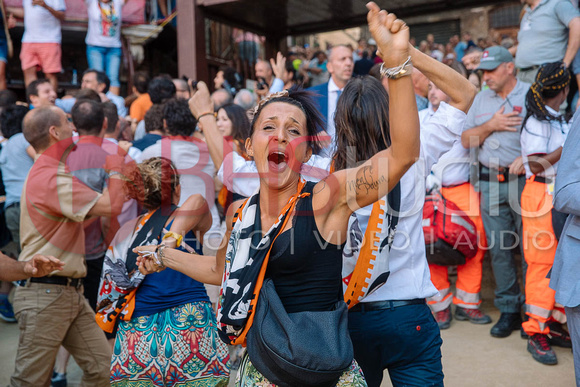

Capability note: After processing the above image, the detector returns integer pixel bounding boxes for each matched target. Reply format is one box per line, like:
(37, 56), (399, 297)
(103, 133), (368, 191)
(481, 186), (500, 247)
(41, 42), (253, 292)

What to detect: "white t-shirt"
(521, 106), (571, 179)
(22, 0), (66, 44)
(85, 0), (124, 48)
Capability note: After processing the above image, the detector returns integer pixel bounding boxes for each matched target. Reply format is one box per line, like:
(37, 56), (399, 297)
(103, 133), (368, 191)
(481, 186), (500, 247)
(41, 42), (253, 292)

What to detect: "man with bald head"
(10, 106), (123, 386)
(308, 44), (354, 155)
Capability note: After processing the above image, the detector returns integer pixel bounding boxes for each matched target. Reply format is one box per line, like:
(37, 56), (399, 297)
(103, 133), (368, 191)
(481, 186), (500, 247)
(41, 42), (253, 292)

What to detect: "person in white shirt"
(520, 61), (572, 365)
(8, 0), (66, 90)
(85, 0), (125, 96)
(341, 46), (475, 387)
(425, 81), (491, 330)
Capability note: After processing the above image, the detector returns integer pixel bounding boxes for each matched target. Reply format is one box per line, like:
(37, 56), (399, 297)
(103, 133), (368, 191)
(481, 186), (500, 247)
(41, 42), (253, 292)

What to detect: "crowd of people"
(1, 0), (580, 386)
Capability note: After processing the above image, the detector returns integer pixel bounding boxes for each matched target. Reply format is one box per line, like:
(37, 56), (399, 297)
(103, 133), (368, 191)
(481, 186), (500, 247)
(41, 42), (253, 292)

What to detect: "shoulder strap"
(125, 204), (177, 272)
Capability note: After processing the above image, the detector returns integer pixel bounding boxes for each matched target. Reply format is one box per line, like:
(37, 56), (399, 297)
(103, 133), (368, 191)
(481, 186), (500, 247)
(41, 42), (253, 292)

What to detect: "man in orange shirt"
(129, 71), (152, 123)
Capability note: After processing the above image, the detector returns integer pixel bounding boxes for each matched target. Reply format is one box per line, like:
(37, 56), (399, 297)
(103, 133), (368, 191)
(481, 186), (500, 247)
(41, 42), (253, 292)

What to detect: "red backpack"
(423, 192), (478, 266)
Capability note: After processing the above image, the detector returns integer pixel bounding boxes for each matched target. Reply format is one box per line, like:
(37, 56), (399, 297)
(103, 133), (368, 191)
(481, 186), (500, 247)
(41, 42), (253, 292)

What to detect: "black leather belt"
(442, 182), (468, 189)
(350, 298), (426, 312)
(29, 276), (83, 288)
(519, 65), (540, 72)
(533, 176), (552, 184)
(480, 164), (511, 183)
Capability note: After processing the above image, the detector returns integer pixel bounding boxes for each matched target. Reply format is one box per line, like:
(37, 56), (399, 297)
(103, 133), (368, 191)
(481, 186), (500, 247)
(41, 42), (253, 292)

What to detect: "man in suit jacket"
(550, 108), (580, 385)
(308, 45), (354, 156)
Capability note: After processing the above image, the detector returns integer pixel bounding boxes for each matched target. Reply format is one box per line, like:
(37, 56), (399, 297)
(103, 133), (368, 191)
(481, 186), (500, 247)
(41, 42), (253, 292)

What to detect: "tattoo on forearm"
(347, 166), (386, 195)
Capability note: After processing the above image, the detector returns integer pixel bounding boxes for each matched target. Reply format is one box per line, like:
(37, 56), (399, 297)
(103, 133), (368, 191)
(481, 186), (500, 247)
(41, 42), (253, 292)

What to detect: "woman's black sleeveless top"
(265, 182), (345, 314)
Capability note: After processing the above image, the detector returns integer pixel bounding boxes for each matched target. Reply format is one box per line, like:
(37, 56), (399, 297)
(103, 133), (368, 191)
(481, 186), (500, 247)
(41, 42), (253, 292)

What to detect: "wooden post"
(177, 0), (209, 83)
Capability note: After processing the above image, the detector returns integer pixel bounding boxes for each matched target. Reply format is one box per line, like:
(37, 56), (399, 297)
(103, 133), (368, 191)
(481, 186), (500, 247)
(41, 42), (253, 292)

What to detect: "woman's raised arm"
(314, 3), (419, 221)
(189, 82), (225, 168)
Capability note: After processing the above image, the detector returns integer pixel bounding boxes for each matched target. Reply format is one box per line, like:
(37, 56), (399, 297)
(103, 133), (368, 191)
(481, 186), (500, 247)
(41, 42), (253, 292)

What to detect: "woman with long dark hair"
(520, 61), (572, 365)
(135, 4), (419, 385)
(335, 49), (476, 386)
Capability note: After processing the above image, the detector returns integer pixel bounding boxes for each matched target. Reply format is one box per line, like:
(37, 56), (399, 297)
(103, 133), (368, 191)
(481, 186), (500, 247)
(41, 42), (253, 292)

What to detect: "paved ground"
(0, 257), (576, 386)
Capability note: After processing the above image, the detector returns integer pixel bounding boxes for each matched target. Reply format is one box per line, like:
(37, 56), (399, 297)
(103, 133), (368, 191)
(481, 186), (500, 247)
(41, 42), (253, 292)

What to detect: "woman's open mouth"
(267, 150), (288, 172)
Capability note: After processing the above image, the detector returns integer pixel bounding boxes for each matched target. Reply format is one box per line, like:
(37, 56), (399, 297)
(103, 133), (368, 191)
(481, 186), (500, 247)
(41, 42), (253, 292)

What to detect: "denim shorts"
(86, 45), (122, 87)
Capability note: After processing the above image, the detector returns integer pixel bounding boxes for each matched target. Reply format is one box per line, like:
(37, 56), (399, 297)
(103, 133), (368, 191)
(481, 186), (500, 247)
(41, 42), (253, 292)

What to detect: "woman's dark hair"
(124, 157), (180, 210)
(523, 61), (571, 128)
(250, 87), (323, 154)
(219, 103), (251, 154)
(0, 104), (29, 139)
(163, 98), (196, 136)
(333, 76), (390, 171)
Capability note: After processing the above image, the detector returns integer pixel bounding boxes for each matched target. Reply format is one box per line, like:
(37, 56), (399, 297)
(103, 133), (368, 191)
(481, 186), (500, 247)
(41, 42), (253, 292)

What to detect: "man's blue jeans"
(479, 172), (526, 313)
(348, 302), (444, 387)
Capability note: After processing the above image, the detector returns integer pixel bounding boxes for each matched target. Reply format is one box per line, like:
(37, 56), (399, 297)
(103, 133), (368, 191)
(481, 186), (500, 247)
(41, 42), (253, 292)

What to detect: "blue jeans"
(348, 302), (444, 387)
(86, 45), (122, 87)
(479, 172), (526, 313)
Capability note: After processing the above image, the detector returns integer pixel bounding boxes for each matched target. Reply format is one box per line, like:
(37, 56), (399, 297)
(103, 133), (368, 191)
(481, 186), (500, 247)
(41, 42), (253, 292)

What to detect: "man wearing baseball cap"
(461, 45), (531, 339)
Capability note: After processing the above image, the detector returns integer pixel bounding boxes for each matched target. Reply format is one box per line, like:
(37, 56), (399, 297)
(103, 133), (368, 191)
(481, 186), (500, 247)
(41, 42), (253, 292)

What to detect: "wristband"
(197, 112), (215, 120)
(162, 231), (183, 248)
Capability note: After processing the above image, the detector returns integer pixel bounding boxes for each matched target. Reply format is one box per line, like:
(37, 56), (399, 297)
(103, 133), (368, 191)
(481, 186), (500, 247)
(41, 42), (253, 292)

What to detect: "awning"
(198, 0), (509, 37)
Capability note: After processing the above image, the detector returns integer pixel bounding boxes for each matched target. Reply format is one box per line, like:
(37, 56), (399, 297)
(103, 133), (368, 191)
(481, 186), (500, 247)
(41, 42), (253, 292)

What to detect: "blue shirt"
(132, 134), (162, 151)
(133, 229), (209, 317)
(0, 134), (34, 207)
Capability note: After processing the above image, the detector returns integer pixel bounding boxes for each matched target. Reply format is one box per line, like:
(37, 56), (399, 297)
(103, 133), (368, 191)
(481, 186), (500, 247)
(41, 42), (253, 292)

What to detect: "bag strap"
(125, 204), (177, 272)
(232, 181), (310, 346)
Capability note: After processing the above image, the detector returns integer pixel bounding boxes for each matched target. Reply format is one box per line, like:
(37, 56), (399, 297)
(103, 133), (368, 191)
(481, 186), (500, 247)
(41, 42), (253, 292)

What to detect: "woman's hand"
(189, 81), (214, 119)
(134, 245), (165, 275)
(270, 52), (286, 81)
(366, 2), (409, 67)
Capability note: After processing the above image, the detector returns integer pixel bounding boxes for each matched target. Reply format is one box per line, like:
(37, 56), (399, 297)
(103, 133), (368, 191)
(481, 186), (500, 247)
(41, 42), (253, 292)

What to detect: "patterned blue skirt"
(111, 301), (230, 386)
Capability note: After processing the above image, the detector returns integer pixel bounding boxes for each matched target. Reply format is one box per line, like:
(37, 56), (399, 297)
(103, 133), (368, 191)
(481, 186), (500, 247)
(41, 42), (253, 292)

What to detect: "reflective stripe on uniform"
(455, 288), (480, 305)
(525, 303), (552, 320)
(428, 287), (453, 312)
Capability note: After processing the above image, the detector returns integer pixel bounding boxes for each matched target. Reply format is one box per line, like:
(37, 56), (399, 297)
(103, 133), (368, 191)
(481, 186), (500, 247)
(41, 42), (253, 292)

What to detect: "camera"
(256, 77), (268, 90)
(182, 75), (198, 91)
